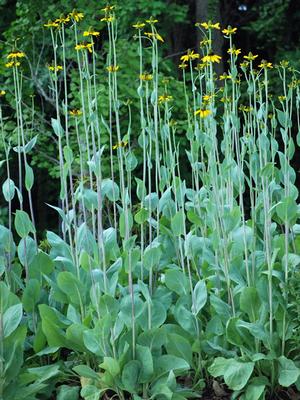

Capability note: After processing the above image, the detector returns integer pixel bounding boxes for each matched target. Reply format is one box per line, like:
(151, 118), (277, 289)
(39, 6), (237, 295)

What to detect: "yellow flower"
(180, 49), (200, 62)
(158, 94), (173, 103)
(194, 108), (212, 118)
(279, 60), (289, 68)
(69, 10), (84, 22)
(7, 51), (25, 59)
(85, 43), (94, 53)
(83, 29), (100, 37)
(200, 39), (212, 47)
(139, 73), (153, 81)
(278, 95), (286, 102)
(195, 62), (208, 70)
(221, 96), (232, 103)
(227, 48), (241, 56)
(258, 60), (273, 69)
(44, 20), (59, 28)
(55, 15), (70, 24)
(155, 33), (164, 43)
(178, 62), (188, 69)
(5, 61), (20, 68)
(113, 141), (128, 150)
(239, 105), (253, 112)
(70, 109), (82, 116)
(169, 119), (177, 127)
(144, 32), (164, 42)
(107, 65), (119, 72)
(219, 73), (231, 80)
(203, 94), (213, 102)
(75, 42), (94, 53)
(145, 17), (158, 24)
(243, 52), (258, 61)
(101, 5), (115, 13)
(75, 43), (85, 51)
(240, 61), (249, 69)
(288, 79), (300, 89)
(202, 53), (221, 64)
(48, 65), (63, 72)
(132, 22), (145, 29)
(222, 26), (237, 36)
(101, 15), (115, 22)
(199, 21), (220, 30)
(0, 90), (6, 96)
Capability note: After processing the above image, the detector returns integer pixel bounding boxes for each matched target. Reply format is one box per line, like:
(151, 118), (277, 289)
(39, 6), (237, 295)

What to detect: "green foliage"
(0, 1), (300, 399)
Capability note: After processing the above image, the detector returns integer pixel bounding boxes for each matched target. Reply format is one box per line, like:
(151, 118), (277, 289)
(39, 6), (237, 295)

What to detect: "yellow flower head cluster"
(203, 94), (214, 102)
(101, 4), (115, 22)
(48, 65), (63, 72)
(45, 15), (70, 27)
(180, 49), (200, 63)
(83, 29), (100, 37)
(239, 105), (253, 112)
(113, 140), (128, 150)
(202, 53), (221, 64)
(200, 39), (212, 47)
(69, 10), (84, 22)
(101, 15), (115, 22)
(198, 21), (220, 30)
(7, 51), (25, 59)
(258, 60), (273, 69)
(44, 20), (60, 28)
(0, 90), (6, 96)
(243, 52), (258, 61)
(146, 17), (158, 24)
(194, 108), (212, 118)
(169, 119), (177, 127)
(219, 73), (232, 80)
(158, 94), (173, 104)
(132, 22), (146, 29)
(222, 26), (237, 36)
(5, 61), (21, 68)
(288, 79), (300, 89)
(101, 5), (115, 13)
(227, 47), (241, 56)
(70, 109), (82, 116)
(195, 62), (208, 70)
(178, 62), (188, 70)
(44, 12), (77, 28)
(107, 65), (119, 72)
(75, 42), (94, 53)
(140, 73), (153, 81)
(221, 96), (232, 103)
(279, 60), (289, 68)
(55, 15), (70, 24)
(278, 95), (286, 102)
(240, 61), (249, 69)
(144, 32), (164, 42)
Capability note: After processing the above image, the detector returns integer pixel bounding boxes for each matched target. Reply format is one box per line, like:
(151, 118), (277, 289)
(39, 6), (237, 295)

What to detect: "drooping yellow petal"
(194, 109), (212, 118)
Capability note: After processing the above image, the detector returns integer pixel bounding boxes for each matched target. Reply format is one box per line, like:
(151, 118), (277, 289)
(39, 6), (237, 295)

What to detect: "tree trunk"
(195, 0), (224, 76)
(212, 1), (224, 76)
(196, 0), (208, 45)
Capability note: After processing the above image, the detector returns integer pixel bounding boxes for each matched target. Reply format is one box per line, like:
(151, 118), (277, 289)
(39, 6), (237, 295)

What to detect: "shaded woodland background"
(0, 0), (299, 236)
